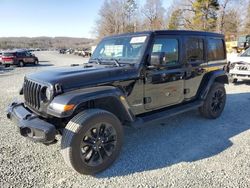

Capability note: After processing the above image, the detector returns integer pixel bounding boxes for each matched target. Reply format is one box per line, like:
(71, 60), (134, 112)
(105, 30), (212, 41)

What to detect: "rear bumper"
(2, 60), (15, 65)
(7, 102), (56, 144)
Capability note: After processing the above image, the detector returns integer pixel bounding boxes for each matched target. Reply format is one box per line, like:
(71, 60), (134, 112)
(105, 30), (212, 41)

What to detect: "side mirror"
(150, 52), (165, 67)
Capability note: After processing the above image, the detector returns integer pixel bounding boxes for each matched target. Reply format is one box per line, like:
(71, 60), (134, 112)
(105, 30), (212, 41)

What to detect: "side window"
(152, 37), (179, 66)
(208, 38), (225, 61)
(25, 52), (31, 57)
(186, 38), (204, 62)
(17, 52), (25, 57)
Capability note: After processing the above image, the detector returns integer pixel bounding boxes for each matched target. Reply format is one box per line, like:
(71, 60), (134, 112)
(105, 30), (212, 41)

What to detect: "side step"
(130, 100), (203, 128)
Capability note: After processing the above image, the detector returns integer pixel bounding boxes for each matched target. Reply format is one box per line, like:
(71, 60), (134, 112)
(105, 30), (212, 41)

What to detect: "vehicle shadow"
(232, 80), (250, 85)
(94, 92), (250, 178)
(24, 63), (53, 67)
(0, 66), (14, 75)
(38, 61), (50, 63)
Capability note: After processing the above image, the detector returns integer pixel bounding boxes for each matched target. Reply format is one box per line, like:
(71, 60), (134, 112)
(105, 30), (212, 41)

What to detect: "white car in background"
(227, 48), (250, 83)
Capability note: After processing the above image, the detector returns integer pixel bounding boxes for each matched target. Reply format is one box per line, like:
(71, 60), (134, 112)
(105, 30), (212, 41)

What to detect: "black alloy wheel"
(80, 122), (117, 167)
(61, 109), (123, 175)
(199, 82), (226, 119)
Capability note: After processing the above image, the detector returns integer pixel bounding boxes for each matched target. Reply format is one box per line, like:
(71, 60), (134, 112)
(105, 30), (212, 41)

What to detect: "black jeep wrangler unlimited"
(7, 30), (228, 175)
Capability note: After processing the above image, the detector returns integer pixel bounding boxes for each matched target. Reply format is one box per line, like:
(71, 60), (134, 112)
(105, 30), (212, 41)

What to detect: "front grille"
(23, 79), (43, 110)
(237, 65), (249, 71)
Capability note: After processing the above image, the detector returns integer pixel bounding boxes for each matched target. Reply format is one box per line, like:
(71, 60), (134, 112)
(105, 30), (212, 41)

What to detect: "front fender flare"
(47, 86), (135, 122)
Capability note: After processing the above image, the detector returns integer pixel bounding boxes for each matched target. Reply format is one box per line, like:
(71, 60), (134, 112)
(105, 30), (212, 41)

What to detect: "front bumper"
(229, 70), (250, 80)
(7, 102), (56, 144)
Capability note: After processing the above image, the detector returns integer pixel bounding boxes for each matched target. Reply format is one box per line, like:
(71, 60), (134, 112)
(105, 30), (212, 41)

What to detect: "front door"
(25, 52), (34, 63)
(144, 35), (185, 110)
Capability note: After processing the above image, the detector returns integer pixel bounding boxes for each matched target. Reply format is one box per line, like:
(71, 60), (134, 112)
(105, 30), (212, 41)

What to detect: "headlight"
(41, 86), (53, 102)
(45, 87), (52, 101)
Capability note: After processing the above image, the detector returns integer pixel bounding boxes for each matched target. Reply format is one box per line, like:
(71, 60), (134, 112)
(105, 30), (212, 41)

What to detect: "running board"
(130, 100), (203, 128)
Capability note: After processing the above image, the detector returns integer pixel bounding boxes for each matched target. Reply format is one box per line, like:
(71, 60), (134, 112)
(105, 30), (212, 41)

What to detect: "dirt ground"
(0, 51), (250, 188)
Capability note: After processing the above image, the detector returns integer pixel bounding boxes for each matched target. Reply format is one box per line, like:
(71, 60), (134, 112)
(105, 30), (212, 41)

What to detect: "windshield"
(90, 35), (148, 63)
(240, 48), (250, 57)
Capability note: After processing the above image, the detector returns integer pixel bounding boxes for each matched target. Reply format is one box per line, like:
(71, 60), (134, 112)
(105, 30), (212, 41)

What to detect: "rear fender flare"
(199, 70), (228, 100)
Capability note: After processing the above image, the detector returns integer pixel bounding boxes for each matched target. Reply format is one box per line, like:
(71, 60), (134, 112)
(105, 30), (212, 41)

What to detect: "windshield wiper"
(89, 58), (102, 64)
(110, 58), (121, 67)
(89, 58), (121, 67)
(89, 58), (135, 67)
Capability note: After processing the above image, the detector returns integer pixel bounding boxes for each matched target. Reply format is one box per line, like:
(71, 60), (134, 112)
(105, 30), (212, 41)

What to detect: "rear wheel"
(61, 109), (123, 175)
(199, 82), (226, 119)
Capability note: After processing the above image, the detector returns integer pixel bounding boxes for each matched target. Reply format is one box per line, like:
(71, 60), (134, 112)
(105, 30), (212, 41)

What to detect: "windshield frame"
(90, 34), (150, 66)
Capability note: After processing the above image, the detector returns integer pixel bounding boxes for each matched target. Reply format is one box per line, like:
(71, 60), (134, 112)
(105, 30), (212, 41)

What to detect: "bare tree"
(243, 0), (250, 34)
(95, 0), (139, 38)
(217, 0), (241, 33)
(141, 0), (166, 30)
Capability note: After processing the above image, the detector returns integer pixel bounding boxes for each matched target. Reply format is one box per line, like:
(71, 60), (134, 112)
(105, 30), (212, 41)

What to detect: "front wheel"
(229, 77), (237, 84)
(18, 61), (24, 67)
(61, 109), (123, 175)
(199, 82), (226, 119)
(34, 59), (39, 65)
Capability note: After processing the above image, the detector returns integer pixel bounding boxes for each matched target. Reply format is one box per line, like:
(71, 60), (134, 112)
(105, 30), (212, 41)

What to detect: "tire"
(18, 61), (24, 67)
(229, 77), (237, 84)
(34, 59), (39, 65)
(61, 109), (123, 175)
(199, 82), (226, 119)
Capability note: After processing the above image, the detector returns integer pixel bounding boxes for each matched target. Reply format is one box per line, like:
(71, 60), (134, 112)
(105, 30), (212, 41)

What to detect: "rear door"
(183, 36), (207, 100)
(17, 52), (28, 63)
(144, 35), (185, 110)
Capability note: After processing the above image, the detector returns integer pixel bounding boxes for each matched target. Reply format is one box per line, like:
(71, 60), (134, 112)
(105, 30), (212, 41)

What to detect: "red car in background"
(0, 52), (2, 64)
(1, 50), (39, 67)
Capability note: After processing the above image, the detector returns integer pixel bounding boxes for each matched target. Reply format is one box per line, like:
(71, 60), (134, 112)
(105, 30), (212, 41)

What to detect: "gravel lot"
(0, 51), (250, 188)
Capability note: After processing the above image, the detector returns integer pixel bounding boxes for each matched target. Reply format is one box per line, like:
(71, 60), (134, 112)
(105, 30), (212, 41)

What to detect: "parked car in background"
(1, 50), (39, 67)
(0, 51), (2, 64)
(227, 47), (250, 83)
(59, 48), (67, 54)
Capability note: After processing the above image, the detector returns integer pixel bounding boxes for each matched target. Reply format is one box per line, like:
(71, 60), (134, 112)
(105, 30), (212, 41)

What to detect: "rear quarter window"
(186, 38), (204, 62)
(207, 38), (225, 61)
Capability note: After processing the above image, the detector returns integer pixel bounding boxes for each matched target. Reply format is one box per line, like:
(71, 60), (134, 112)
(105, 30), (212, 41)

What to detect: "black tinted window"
(208, 39), (225, 61)
(152, 38), (178, 66)
(17, 52), (25, 56)
(186, 38), (204, 62)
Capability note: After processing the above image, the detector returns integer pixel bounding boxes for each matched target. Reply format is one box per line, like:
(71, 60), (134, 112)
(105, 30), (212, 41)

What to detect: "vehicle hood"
(26, 64), (139, 91)
(228, 55), (250, 64)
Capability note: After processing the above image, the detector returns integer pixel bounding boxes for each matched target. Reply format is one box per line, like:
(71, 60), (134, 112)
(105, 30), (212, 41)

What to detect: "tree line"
(95, 0), (250, 41)
(0, 37), (94, 50)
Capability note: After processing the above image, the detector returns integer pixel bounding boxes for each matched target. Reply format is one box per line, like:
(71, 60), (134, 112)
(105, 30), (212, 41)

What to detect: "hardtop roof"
(105, 30), (224, 38)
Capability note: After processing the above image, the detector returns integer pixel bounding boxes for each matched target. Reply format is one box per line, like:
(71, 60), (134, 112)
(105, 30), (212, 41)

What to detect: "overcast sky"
(0, 0), (173, 38)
